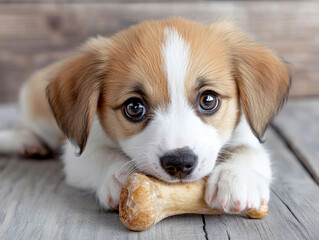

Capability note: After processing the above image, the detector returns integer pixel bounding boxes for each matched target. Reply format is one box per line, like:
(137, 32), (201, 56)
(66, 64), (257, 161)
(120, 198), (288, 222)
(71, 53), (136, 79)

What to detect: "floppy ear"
(211, 22), (290, 140)
(234, 42), (291, 141)
(47, 37), (109, 154)
(209, 22), (290, 140)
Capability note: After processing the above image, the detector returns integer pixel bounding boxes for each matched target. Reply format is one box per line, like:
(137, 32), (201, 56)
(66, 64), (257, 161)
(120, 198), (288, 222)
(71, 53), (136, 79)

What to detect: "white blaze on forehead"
(162, 28), (190, 104)
(119, 28), (224, 183)
(160, 28), (193, 150)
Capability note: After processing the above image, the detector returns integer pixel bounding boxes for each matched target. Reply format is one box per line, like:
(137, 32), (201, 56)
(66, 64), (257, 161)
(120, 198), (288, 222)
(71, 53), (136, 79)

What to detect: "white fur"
(205, 116), (271, 212)
(162, 27), (190, 111)
(118, 28), (226, 183)
(19, 81), (61, 150)
(0, 84), (60, 155)
(62, 118), (131, 209)
(0, 129), (47, 155)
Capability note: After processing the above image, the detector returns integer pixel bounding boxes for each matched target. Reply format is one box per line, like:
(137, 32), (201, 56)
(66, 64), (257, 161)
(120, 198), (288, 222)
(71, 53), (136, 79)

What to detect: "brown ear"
(210, 22), (291, 141)
(47, 39), (108, 154)
(234, 43), (291, 141)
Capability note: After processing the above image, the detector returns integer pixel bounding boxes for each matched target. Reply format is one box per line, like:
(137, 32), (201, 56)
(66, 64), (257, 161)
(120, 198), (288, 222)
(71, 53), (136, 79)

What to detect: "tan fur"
(209, 22), (291, 140)
(235, 46), (290, 140)
(97, 21), (169, 140)
(21, 62), (65, 143)
(40, 18), (289, 153)
(98, 19), (240, 141)
(23, 63), (60, 122)
(47, 49), (105, 153)
(166, 19), (240, 138)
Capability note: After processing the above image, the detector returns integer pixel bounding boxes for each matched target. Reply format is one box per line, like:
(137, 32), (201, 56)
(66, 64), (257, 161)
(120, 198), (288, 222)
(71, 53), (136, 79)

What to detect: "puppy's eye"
(198, 91), (220, 114)
(123, 98), (146, 122)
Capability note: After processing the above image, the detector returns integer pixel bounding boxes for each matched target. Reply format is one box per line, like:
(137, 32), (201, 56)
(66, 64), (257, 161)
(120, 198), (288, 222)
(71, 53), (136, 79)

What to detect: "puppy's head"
(47, 18), (290, 182)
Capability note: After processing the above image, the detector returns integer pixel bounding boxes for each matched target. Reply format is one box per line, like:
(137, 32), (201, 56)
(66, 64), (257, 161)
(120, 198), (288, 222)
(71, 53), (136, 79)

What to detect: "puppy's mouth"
(141, 173), (197, 184)
(127, 149), (213, 184)
(136, 167), (203, 184)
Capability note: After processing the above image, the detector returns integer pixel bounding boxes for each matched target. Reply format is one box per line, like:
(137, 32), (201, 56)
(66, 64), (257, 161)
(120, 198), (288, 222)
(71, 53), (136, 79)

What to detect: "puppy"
(0, 18), (290, 211)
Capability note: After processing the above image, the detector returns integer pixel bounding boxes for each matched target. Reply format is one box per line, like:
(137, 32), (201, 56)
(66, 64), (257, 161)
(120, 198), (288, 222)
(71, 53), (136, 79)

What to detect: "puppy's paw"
(0, 129), (51, 158)
(19, 142), (51, 158)
(97, 162), (131, 210)
(205, 163), (270, 213)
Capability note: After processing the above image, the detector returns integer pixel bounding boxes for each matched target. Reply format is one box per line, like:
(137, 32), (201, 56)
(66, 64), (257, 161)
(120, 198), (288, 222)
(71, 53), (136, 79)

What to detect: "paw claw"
(246, 202), (253, 210)
(231, 200), (242, 212)
(107, 195), (119, 210)
(221, 199), (228, 209)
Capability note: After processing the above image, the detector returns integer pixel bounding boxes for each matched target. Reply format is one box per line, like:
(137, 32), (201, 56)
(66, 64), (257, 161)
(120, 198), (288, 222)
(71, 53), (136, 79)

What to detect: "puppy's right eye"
(122, 98), (146, 122)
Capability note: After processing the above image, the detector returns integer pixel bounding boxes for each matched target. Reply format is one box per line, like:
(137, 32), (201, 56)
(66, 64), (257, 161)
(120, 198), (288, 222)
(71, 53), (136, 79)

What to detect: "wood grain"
(273, 98), (319, 184)
(204, 128), (319, 240)
(0, 2), (319, 103)
(0, 106), (206, 239)
(1, 102), (319, 239)
(0, 0), (308, 3)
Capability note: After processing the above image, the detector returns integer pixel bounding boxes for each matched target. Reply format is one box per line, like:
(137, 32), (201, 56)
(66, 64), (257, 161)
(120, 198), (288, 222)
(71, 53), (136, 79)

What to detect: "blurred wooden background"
(0, 1), (319, 103)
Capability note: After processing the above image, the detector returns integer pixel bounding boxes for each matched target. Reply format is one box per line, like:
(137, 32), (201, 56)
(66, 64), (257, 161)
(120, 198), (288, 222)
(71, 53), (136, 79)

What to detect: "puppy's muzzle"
(160, 147), (198, 179)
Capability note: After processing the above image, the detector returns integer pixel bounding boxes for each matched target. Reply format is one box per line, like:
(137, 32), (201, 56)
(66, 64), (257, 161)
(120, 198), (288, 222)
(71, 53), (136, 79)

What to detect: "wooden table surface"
(0, 98), (318, 240)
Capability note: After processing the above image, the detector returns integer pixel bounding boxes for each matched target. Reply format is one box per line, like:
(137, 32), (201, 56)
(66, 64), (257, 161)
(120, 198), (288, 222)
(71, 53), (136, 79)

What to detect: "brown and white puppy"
(0, 18), (290, 211)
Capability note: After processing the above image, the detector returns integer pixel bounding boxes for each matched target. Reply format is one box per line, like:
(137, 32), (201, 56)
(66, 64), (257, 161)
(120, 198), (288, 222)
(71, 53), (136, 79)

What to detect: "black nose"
(160, 147), (198, 178)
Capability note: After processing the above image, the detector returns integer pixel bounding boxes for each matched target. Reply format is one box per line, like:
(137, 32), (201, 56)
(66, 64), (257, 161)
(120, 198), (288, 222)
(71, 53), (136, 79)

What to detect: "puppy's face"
(98, 20), (239, 182)
(47, 18), (290, 183)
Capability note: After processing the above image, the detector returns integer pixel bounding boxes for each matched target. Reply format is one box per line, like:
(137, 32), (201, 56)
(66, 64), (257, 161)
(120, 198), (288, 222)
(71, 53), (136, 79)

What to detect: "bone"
(119, 173), (269, 231)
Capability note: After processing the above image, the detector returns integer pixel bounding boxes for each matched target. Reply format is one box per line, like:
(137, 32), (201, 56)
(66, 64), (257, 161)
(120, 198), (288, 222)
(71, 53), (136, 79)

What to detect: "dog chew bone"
(119, 173), (269, 231)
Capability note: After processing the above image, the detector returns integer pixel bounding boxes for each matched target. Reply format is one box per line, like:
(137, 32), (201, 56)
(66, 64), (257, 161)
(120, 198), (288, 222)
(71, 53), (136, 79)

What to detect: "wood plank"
(0, 0), (308, 3)
(0, 161), (206, 240)
(0, 106), (206, 239)
(1, 102), (319, 239)
(1, 2), (319, 103)
(204, 128), (319, 240)
(273, 98), (319, 184)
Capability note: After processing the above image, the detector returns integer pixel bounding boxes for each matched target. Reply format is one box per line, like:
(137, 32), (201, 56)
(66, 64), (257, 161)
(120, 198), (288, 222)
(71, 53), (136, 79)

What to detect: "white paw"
(205, 163), (270, 213)
(97, 162), (131, 210)
(0, 129), (50, 157)
(19, 142), (50, 158)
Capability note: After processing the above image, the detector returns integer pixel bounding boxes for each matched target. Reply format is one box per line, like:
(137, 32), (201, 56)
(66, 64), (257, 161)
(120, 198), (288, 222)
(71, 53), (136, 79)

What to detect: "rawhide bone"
(119, 173), (269, 231)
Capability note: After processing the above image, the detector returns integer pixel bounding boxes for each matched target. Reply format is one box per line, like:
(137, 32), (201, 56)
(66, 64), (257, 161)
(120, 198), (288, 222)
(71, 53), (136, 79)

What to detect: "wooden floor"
(0, 98), (318, 239)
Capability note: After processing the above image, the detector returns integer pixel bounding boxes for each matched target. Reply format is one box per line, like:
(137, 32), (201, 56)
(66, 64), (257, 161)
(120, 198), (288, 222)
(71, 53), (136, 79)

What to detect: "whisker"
(114, 159), (136, 176)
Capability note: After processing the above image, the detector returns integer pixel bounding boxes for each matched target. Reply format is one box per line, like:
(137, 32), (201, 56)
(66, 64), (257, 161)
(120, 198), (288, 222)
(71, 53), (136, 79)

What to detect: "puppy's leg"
(62, 122), (132, 210)
(205, 117), (271, 213)
(0, 129), (50, 157)
(0, 63), (64, 157)
(96, 159), (131, 210)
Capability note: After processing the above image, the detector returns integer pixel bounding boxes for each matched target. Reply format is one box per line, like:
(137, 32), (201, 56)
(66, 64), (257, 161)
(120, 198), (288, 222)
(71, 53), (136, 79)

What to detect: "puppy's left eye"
(123, 98), (146, 122)
(198, 90), (220, 114)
